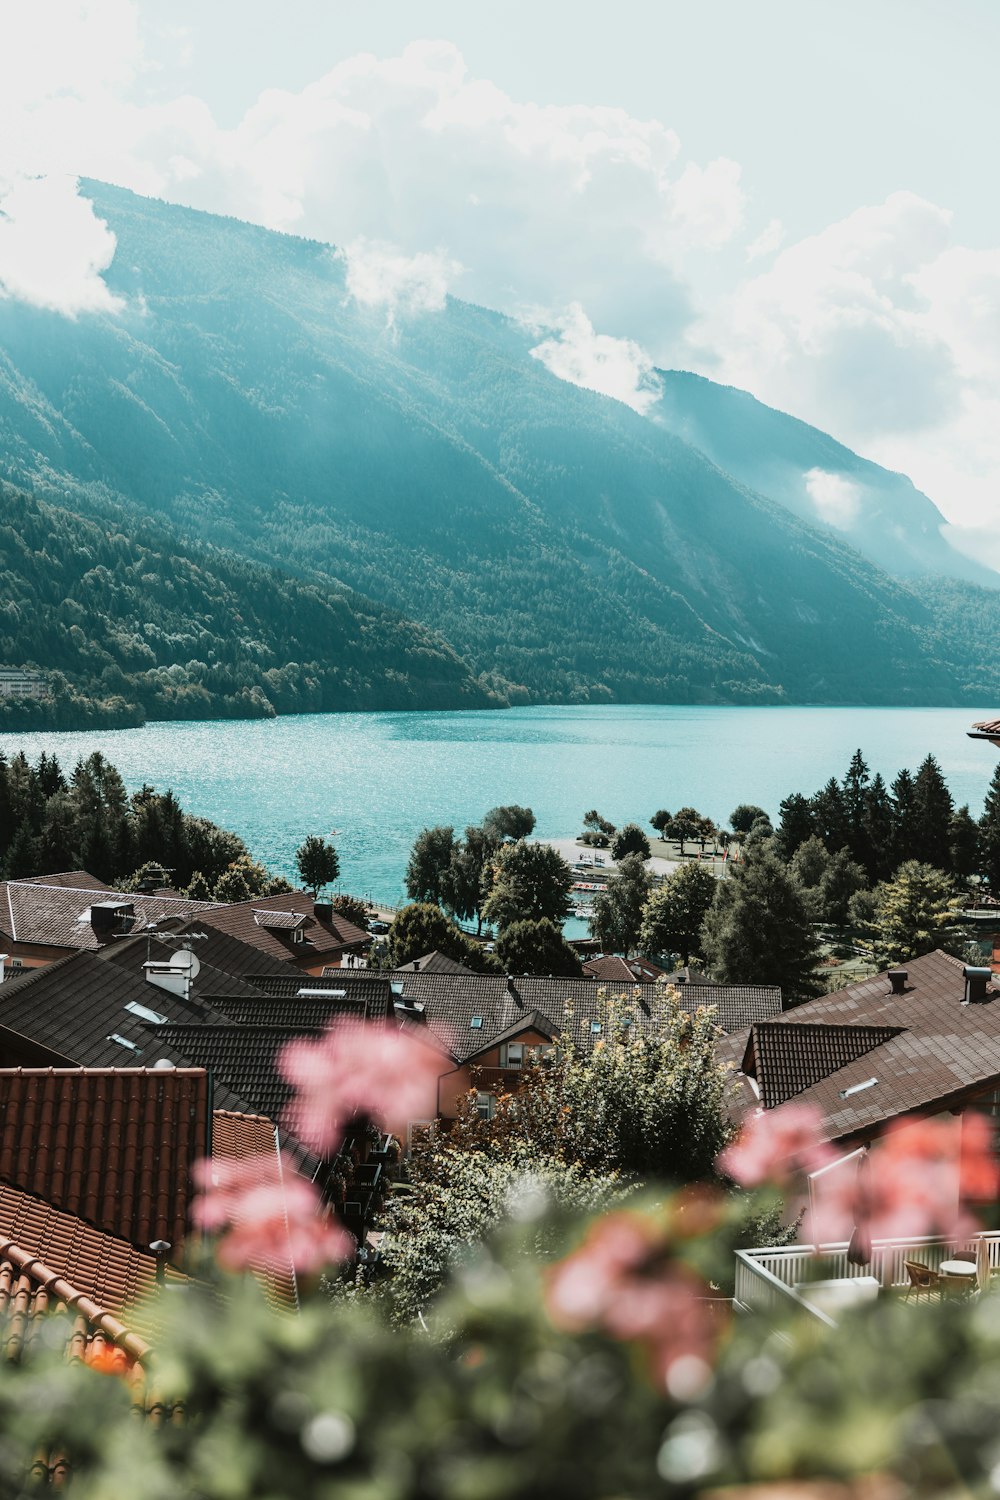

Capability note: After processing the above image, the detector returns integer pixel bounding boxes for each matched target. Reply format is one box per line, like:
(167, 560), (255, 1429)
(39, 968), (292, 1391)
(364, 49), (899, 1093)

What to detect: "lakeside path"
(536, 837), (730, 880)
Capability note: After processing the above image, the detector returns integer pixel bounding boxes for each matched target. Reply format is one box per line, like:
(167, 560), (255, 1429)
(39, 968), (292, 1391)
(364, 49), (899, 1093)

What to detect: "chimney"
(0, 954), (7, 985)
(149, 1239), (172, 1286)
(89, 901), (134, 941)
(412, 959), (420, 972)
(314, 900), (333, 923)
(887, 969), (908, 996)
(964, 966), (993, 1004)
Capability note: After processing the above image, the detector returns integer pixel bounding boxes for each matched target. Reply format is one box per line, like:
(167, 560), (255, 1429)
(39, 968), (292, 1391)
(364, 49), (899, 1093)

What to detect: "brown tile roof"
(210, 1110), (298, 1312)
(741, 949), (1000, 1141)
(19, 871), (114, 890)
(337, 970), (782, 1063)
(0, 1068), (210, 1254)
(198, 892), (369, 965)
(745, 1023), (903, 1109)
(0, 880), (219, 950)
(395, 950), (475, 975)
(582, 955), (671, 983)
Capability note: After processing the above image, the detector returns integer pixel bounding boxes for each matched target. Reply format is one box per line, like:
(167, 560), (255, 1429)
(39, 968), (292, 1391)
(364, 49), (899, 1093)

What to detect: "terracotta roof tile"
(0, 1067), (209, 1253)
(747, 1022), (904, 1108)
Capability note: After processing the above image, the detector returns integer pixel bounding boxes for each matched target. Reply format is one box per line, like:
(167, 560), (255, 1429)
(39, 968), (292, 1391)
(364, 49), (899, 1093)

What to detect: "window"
(107, 1033), (141, 1053)
(470, 1016), (483, 1030)
(590, 1021), (602, 1034)
(125, 999), (168, 1025)
(501, 1042), (525, 1069)
(475, 1092), (496, 1121)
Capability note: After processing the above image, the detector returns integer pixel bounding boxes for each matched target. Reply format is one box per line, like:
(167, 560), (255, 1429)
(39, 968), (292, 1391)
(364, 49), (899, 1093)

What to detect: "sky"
(1, 0), (998, 561)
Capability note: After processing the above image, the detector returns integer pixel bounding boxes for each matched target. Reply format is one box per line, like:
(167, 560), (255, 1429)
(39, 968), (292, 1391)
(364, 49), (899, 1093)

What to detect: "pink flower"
(279, 1022), (442, 1155)
(546, 1211), (717, 1395)
(805, 1114), (997, 1245)
(718, 1102), (837, 1188)
(192, 1152), (351, 1276)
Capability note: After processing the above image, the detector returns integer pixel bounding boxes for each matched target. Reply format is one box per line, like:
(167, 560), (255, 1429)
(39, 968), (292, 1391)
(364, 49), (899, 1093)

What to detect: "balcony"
(735, 1231), (1000, 1327)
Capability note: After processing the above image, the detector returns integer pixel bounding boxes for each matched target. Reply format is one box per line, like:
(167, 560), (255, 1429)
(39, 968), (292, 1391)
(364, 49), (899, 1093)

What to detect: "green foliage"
(494, 918), (584, 976)
(639, 861), (717, 965)
(0, 483), (494, 731)
(729, 804), (768, 836)
(481, 842), (574, 931)
(295, 834), (340, 895)
(980, 762), (1000, 893)
(583, 809), (617, 837)
(663, 806), (716, 854)
(588, 854), (653, 956)
(649, 808), (671, 834)
(610, 822), (651, 861)
(0, 749), (250, 889)
(481, 804), (536, 842)
(386, 902), (497, 972)
(405, 825), (457, 906)
(330, 893), (371, 931)
(866, 859), (965, 966)
(701, 845), (824, 1002)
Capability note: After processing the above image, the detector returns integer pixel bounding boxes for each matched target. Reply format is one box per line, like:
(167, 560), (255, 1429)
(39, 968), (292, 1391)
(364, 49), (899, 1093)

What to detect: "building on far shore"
(0, 668), (48, 699)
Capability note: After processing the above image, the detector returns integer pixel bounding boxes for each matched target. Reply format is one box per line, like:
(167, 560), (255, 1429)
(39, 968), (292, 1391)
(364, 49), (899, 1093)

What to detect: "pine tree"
(870, 860), (964, 966)
(912, 754), (954, 872)
(891, 769), (920, 867)
(949, 806), (980, 883)
(811, 777), (850, 852)
(700, 846), (823, 1004)
(3, 820), (38, 880)
(842, 749), (871, 863)
(861, 772), (895, 882)
(980, 762), (1000, 893)
(773, 792), (815, 861)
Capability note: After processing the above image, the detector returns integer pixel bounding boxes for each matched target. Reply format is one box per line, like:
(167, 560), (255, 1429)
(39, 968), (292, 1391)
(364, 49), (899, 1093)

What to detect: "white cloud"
(746, 217), (784, 261)
(689, 191), (1000, 532)
(0, 174), (122, 316)
(803, 468), (861, 529)
(339, 238), (463, 325)
(529, 304), (662, 415)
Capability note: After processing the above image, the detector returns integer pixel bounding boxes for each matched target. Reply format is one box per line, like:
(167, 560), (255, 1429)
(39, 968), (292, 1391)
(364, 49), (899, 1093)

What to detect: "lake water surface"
(0, 705), (995, 906)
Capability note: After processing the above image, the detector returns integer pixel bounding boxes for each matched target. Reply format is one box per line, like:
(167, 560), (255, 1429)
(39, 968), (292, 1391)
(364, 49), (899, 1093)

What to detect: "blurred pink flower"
(546, 1210), (717, 1394)
(806, 1114), (997, 1245)
(718, 1102), (837, 1188)
(192, 1152), (351, 1276)
(279, 1022), (442, 1154)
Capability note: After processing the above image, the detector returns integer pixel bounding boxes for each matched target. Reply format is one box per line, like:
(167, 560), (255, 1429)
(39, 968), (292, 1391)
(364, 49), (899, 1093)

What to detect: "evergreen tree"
(700, 846), (823, 1004)
(36, 792), (81, 874)
(588, 854), (653, 956)
(494, 918), (583, 977)
(3, 821), (37, 880)
(949, 806), (980, 884)
(639, 862), (717, 965)
(861, 772), (896, 882)
(773, 792), (815, 861)
(980, 763), (1000, 893)
(817, 848), (868, 930)
(295, 835), (340, 895)
(185, 871), (214, 901)
(811, 777), (850, 852)
(405, 826), (457, 906)
(891, 769), (920, 867)
(842, 749), (871, 863)
(869, 860), (964, 966)
(912, 754), (954, 872)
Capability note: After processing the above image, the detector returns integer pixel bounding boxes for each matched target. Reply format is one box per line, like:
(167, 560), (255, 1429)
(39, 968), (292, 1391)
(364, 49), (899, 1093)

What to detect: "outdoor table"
(940, 1258), (978, 1296)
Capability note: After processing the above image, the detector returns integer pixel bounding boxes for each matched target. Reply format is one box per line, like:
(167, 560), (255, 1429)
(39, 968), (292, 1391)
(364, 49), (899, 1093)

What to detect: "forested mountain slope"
(654, 370), (994, 586)
(0, 485), (495, 728)
(0, 181), (996, 709)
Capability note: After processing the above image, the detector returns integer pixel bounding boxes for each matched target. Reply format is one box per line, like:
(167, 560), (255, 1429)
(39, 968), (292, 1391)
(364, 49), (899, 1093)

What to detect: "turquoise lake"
(0, 705), (996, 906)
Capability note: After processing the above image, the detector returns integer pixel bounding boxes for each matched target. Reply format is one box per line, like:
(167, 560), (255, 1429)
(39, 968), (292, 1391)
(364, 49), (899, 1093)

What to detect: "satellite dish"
(171, 949), (201, 981)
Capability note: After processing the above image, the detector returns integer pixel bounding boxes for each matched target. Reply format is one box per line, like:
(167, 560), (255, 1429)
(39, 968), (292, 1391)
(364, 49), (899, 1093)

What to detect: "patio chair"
(904, 1260), (941, 1302)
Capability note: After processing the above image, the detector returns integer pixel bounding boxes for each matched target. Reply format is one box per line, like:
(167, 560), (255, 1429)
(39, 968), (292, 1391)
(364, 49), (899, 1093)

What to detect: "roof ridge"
(0, 1233), (151, 1361)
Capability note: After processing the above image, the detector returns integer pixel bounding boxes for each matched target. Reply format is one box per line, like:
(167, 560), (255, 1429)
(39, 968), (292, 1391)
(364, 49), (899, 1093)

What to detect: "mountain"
(0, 484), (495, 729)
(0, 180), (998, 712)
(654, 370), (994, 587)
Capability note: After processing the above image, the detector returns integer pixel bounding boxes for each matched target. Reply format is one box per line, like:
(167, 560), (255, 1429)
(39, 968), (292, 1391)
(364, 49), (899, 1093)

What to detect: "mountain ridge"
(0, 179), (998, 720)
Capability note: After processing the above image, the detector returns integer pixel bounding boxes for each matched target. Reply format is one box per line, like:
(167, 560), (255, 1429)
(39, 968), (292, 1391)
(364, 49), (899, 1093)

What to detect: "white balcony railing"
(735, 1230), (1000, 1326)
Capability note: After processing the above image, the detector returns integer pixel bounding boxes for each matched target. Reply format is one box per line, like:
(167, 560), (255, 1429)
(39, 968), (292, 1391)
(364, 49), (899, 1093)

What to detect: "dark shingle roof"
(335, 970), (781, 1062)
(582, 955), (671, 983)
(208, 982), (391, 1029)
(0, 1067), (210, 1254)
(0, 952), (251, 1112)
(741, 949), (1000, 1141)
(746, 1023), (904, 1109)
(395, 950), (475, 975)
(153, 1025), (309, 1123)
